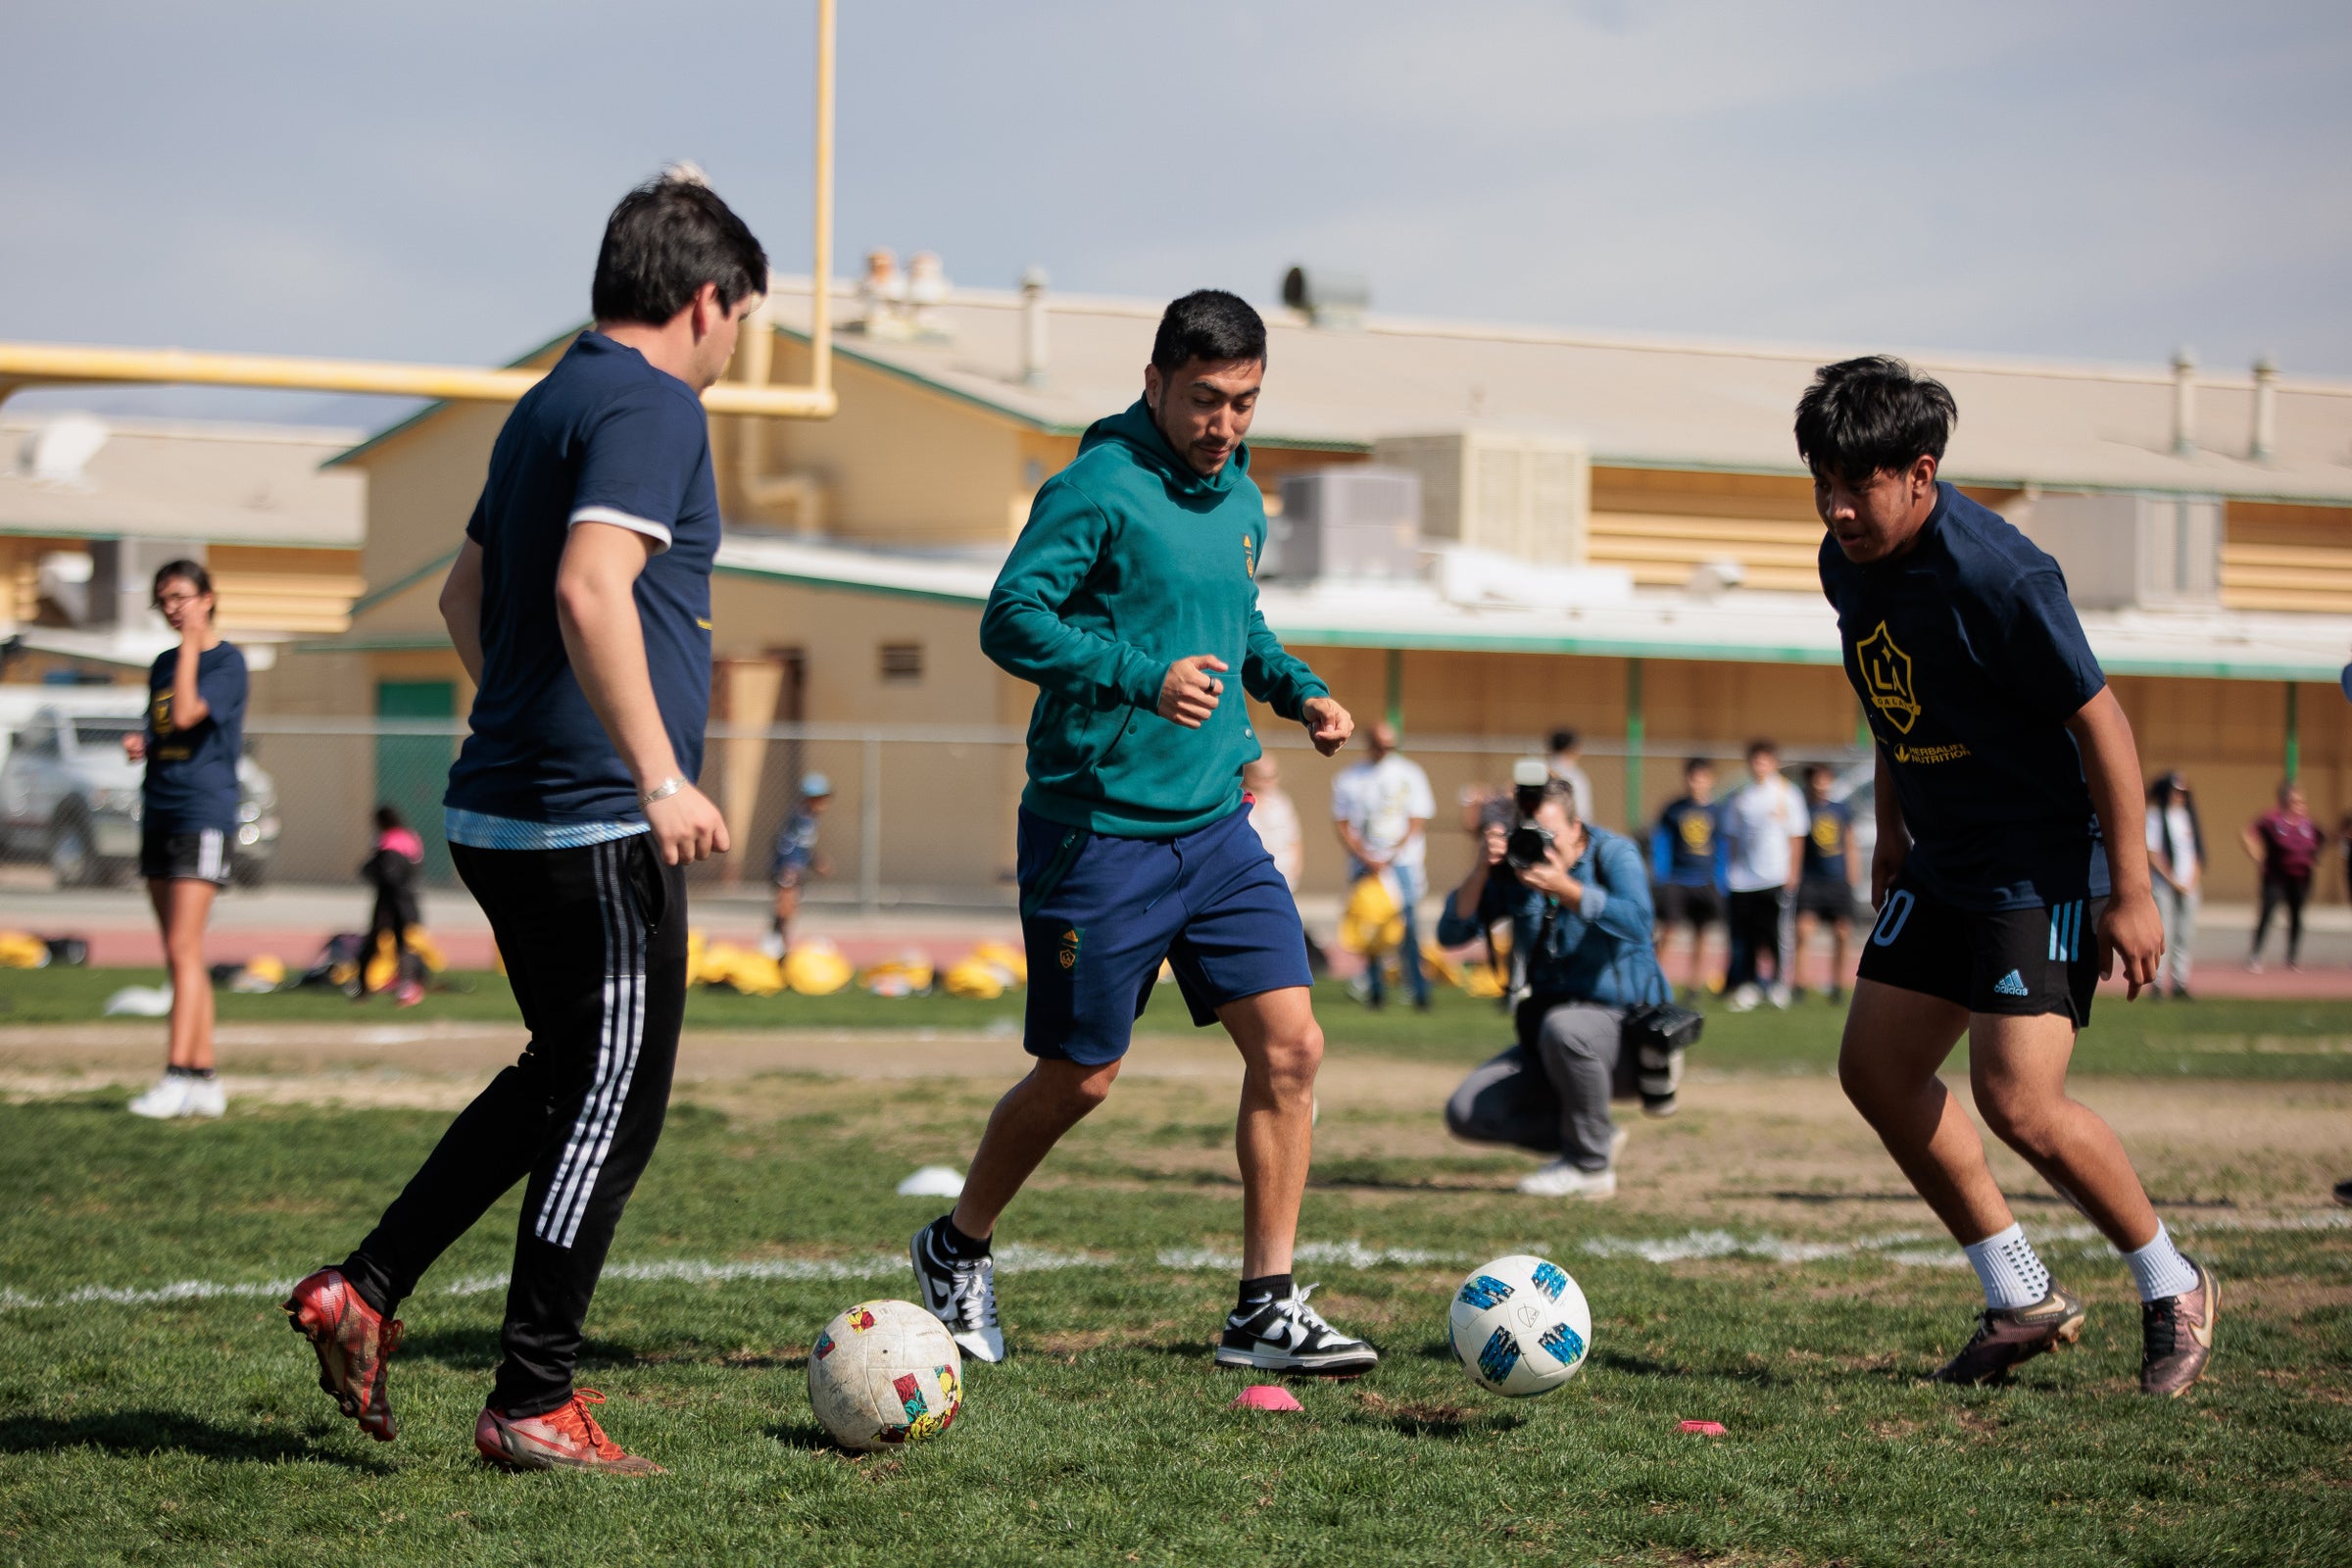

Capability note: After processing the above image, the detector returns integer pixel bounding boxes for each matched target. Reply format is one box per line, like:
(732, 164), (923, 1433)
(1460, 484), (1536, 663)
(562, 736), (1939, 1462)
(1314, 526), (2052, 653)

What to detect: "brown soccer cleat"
(475, 1390), (663, 1475)
(1929, 1283), (2087, 1386)
(2140, 1258), (2219, 1398)
(283, 1267), (403, 1441)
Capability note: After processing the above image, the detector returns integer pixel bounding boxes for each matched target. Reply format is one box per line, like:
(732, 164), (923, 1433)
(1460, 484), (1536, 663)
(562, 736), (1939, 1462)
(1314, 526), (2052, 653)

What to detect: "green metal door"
(375, 680), (457, 883)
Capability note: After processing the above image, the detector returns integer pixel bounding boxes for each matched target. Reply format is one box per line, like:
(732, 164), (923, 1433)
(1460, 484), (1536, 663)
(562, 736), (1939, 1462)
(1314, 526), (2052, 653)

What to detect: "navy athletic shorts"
(1856, 873), (2103, 1026)
(1015, 804), (1313, 1065)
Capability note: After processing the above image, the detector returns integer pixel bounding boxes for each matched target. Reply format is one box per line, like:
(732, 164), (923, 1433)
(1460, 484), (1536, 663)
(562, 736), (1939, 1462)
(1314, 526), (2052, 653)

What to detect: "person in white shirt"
(1547, 728), (1596, 826)
(1332, 720), (1436, 1008)
(2145, 771), (2202, 999)
(1718, 739), (1809, 1010)
(1243, 756), (1303, 892)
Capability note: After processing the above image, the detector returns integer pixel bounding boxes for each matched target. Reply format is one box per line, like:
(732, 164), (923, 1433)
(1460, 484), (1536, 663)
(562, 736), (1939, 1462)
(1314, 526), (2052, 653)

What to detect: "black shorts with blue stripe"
(1855, 873), (2103, 1025)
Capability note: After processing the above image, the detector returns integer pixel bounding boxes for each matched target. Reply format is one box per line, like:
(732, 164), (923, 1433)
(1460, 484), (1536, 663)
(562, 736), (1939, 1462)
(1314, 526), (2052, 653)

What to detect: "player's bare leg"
(950, 1057), (1122, 1241)
(1218, 985), (1322, 1279)
(1968, 1012), (2159, 1250)
(1838, 980), (2010, 1241)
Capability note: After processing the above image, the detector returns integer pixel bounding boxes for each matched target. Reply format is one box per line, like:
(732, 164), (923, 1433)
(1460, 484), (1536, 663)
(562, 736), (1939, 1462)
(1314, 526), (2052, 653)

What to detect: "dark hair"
(1151, 289), (1266, 374)
(375, 805), (406, 831)
(1793, 355), (1957, 483)
(1805, 762), (1836, 786)
(1547, 729), (1579, 754)
(1538, 775), (1581, 820)
(1684, 757), (1714, 777)
(1746, 738), (1778, 760)
(150, 559), (211, 604)
(591, 168), (769, 327)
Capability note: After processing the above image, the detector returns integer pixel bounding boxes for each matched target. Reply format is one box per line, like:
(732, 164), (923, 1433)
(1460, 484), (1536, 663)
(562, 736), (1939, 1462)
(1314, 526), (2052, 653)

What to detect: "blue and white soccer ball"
(1447, 1253), (1592, 1396)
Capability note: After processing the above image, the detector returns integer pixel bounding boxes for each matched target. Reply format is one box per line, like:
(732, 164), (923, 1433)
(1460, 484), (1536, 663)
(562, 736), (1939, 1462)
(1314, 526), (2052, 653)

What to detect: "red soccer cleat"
(474, 1390), (663, 1475)
(283, 1267), (403, 1442)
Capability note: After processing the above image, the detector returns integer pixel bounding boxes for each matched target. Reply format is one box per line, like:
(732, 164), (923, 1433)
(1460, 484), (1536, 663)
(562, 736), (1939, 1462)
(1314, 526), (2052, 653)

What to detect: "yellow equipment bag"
(1337, 872), (1405, 957)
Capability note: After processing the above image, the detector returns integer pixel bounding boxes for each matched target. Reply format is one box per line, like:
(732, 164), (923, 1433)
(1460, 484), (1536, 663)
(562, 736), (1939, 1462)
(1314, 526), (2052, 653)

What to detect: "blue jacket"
(1438, 824), (1670, 1008)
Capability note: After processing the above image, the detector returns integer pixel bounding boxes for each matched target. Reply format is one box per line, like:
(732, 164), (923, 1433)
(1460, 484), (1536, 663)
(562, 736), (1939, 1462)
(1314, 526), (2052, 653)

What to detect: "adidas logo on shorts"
(1991, 968), (2030, 998)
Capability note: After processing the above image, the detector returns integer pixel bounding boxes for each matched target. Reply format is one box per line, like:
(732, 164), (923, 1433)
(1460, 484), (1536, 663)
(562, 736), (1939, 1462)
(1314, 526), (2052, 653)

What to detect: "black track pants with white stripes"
(338, 835), (686, 1418)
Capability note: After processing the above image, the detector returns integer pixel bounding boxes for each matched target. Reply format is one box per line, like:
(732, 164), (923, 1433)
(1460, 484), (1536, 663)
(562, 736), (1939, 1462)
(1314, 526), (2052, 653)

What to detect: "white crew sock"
(2122, 1221), (2198, 1303)
(1961, 1222), (2052, 1310)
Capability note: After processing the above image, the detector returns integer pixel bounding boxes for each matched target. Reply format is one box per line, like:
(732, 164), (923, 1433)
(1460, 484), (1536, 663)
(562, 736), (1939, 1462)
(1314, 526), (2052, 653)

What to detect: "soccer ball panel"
(1447, 1254), (1592, 1396)
(808, 1298), (964, 1451)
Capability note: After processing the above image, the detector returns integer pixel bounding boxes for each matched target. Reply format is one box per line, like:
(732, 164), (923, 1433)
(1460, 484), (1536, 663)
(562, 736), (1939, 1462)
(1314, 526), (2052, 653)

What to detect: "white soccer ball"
(807, 1298), (964, 1451)
(1447, 1254), (1592, 1396)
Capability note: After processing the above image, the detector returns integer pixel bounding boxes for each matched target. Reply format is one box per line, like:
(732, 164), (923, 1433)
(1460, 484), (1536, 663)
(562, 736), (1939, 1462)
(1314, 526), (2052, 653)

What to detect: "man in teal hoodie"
(909, 290), (1377, 1375)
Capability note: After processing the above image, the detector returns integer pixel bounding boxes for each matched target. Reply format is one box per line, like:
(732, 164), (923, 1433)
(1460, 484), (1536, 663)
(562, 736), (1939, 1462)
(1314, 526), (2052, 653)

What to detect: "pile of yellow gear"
(1337, 872), (1405, 958)
(0, 931), (50, 969)
(782, 941), (853, 996)
(228, 954), (286, 994)
(361, 926), (447, 993)
(968, 940), (1027, 986)
(860, 950), (935, 997)
(942, 942), (1026, 1000)
(695, 940), (785, 996)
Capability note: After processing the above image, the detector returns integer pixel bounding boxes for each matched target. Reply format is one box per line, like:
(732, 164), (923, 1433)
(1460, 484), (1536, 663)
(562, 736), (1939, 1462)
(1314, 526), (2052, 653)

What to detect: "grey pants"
(1444, 1003), (1636, 1171)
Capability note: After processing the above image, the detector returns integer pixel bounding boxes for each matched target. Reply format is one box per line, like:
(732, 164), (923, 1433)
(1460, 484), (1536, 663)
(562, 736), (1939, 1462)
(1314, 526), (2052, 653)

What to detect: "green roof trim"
(348, 545), (460, 618)
(287, 633), (456, 654)
(712, 559), (982, 608)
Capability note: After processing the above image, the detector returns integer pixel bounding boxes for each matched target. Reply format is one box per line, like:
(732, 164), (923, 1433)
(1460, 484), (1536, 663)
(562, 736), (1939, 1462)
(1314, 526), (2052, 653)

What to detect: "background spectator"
(1719, 739), (1808, 1010)
(358, 805), (426, 1005)
(2244, 780), (2322, 973)
(1332, 720), (1435, 1009)
(768, 773), (834, 956)
(2145, 771), (2203, 1000)
(1546, 728), (1595, 825)
(1242, 755), (1303, 892)
(1650, 758), (1724, 999)
(1794, 762), (1857, 1002)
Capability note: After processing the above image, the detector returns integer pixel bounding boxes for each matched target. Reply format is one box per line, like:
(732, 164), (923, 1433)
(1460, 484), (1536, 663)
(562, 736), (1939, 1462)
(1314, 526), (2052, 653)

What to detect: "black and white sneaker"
(1215, 1284), (1379, 1375)
(909, 1218), (1004, 1363)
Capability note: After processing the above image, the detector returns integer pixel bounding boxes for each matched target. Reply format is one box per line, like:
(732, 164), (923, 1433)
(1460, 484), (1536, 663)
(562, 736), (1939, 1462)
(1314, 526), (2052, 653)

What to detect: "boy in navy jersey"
(1650, 758), (1724, 997)
(286, 170), (764, 1470)
(1803, 357), (2215, 1398)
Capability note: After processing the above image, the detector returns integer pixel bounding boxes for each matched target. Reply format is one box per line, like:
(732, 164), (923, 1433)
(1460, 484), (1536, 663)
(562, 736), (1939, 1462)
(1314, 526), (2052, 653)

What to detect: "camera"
(1503, 757), (1554, 872)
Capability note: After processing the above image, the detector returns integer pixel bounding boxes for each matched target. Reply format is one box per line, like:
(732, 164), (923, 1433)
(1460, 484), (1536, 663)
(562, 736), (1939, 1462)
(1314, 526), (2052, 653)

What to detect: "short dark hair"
(1538, 775), (1581, 821)
(375, 804), (405, 831)
(1547, 729), (1579, 754)
(591, 168), (769, 327)
(1684, 757), (1714, 777)
(1793, 355), (1957, 483)
(1805, 762), (1835, 786)
(151, 559), (211, 604)
(1151, 289), (1266, 374)
(1746, 738), (1778, 760)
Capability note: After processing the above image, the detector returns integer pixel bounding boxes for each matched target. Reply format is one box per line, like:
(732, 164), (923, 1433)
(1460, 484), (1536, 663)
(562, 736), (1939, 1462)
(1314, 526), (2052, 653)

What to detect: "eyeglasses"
(153, 589), (204, 611)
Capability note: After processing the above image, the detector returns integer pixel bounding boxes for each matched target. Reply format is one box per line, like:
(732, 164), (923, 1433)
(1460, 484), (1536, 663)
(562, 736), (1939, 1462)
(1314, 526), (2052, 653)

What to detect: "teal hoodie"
(981, 399), (1329, 838)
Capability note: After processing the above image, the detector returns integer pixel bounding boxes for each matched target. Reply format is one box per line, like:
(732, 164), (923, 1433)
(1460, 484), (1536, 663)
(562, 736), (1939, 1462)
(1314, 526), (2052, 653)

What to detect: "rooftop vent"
(2171, 347), (2197, 457)
(2250, 354), (2278, 461)
(1281, 267), (1369, 330)
(20, 414), (109, 490)
(1018, 266), (1049, 385)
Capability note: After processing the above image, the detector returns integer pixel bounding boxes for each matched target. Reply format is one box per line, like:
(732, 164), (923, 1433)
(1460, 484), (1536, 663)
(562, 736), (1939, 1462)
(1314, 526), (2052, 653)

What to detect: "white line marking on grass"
(1156, 1241), (1467, 1271)
(1580, 1210), (2352, 1270)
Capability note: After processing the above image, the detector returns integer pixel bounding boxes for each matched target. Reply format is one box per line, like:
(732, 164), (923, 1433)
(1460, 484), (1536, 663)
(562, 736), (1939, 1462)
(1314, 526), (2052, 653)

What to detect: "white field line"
(5, 1213), (2344, 1314)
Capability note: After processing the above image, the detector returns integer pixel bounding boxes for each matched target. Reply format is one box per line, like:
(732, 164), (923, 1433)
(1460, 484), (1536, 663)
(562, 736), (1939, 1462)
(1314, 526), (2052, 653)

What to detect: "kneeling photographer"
(1438, 763), (1698, 1200)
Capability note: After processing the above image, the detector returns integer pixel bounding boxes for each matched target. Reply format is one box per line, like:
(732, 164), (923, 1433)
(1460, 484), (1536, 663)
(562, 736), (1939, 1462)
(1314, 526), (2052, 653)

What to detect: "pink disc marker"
(1231, 1385), (1303, 1412)
(1679, 1419), (1729, 1437)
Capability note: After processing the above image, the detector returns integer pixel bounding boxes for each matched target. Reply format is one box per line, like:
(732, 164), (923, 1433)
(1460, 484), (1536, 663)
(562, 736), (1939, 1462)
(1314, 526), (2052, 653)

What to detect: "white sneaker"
(1726, 984), (1762, 1013)
(127, 1074), (190, 1119)
(1516, 1160), (1617, 1200)
(1768, 984), (1793, 1009)
(182, 1077), (226, 1118)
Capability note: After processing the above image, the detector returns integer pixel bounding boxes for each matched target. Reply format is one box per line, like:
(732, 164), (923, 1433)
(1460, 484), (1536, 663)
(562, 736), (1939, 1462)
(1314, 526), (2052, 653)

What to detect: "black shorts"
(1795, 878), (1857, 924)
(1654, 882), (1722, 930)
(140, 826), (232, 886)
(1857, 877), (2101, 1025)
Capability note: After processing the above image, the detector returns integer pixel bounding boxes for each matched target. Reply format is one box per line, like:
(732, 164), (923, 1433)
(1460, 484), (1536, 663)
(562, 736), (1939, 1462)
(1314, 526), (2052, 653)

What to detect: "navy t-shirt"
(1820, 484), (2109, 911)
(1651, 796), (1721, 887)
(444, 332), (720, 824)
(1802, 798), (1851, 883)
(144, 642), (247, 834)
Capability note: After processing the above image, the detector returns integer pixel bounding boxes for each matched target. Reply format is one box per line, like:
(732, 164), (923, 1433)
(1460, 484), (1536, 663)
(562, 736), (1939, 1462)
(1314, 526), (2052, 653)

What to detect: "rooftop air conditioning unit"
(1371, 431), (1589, 565)
(1268, 467), (1421, 582)
(2023, 492), (2220, 610)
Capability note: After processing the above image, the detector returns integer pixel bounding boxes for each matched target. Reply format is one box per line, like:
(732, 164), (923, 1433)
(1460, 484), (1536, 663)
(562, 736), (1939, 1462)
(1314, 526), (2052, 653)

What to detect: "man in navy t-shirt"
(1648, 758), (1724, 997)
(1802, 356), (2214, 1399)
(1792, 762), (1857, 1001)
(287, 170), (765, 1474)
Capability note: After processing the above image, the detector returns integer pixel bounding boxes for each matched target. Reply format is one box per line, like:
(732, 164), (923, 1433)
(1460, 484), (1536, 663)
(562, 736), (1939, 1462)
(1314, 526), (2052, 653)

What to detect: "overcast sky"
(4, 1), (2347, 428)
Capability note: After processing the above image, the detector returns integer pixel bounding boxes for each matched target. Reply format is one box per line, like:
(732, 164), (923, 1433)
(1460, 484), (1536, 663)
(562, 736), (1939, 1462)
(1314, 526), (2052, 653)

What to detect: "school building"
(274, 275), (2352, 902)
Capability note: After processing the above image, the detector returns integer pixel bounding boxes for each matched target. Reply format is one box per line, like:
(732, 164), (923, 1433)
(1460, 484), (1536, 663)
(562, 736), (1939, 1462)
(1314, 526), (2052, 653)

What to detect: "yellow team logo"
(1243, 532), (1256, 578)
(1057, 927), (1082, 970)
(1812, 813), (1841, 853)
(1679, 812), (1712, 851)
(1855, 621), (1922, 735)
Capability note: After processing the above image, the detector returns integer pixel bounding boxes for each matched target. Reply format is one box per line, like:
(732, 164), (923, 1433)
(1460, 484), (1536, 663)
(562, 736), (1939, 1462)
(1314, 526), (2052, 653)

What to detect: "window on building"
(878, 642), (924, 684)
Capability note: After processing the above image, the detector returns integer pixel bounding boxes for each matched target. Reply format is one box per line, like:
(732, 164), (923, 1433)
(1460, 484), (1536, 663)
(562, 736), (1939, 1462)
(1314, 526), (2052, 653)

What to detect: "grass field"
(2, 982), (2349, 1566)
(6, 966), (2352, 1080)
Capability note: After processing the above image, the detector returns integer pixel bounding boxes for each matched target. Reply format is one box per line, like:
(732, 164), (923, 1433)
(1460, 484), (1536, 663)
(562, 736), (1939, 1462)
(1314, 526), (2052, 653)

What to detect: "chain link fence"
(241, 718), (1865, 906)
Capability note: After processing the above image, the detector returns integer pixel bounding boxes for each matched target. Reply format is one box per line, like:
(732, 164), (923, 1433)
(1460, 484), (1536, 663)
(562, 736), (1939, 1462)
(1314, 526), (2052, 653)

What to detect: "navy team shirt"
(1801, 798), (1851, 884)
(1820, 483), (2109, 911)
(144, 642), (248, 834)
(1650, 796), (1722, 887)
(444, 332), (719, 826)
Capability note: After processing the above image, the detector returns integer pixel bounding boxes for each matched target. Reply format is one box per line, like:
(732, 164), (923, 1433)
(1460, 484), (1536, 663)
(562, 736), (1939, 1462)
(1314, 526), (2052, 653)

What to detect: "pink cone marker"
(1232, 1385), (1303, 1412)
(1679, 1419), (1728, 1437)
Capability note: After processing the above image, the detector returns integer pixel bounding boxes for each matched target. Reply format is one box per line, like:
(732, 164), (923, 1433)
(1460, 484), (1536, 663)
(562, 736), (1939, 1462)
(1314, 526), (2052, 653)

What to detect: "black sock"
(1237, 1273), (1294, 1314)
(168, 1064), (216, 1079)
(190, 1066), (217, 1080)
(932, 1215), (990, 1260)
